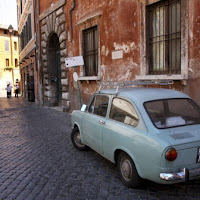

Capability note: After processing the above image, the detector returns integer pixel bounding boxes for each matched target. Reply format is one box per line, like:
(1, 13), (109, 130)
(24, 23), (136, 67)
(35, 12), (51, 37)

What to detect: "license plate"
(197, 148), (200, 163)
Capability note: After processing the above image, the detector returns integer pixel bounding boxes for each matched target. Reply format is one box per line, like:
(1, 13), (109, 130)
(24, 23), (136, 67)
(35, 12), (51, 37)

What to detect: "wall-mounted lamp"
(8, 24), (13, 33)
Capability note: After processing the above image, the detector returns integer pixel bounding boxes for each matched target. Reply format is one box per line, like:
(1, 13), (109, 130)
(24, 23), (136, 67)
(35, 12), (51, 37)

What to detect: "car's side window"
(88, 95), (109, 117)
(109, 98), (139, 127)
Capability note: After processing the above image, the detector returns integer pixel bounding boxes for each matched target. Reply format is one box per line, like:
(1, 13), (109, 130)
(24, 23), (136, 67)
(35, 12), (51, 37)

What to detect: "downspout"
(33, 0), (37, 71)
(34, 0), (43, 105)
(33, 0), (38, 103)
(69, 0), (76, 42)
(38, 0), (44, 105)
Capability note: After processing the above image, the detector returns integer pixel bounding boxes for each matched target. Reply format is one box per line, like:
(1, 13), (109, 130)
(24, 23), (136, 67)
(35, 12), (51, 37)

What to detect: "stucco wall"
(187, 0), (200, 104)
(64, 0), (142, 110)
(0, 29), (20, 97)
(39, 0), (200, 111)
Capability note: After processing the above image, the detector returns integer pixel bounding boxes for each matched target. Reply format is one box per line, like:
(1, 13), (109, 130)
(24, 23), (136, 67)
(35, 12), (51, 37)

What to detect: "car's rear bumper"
(160, 167), (200, 181)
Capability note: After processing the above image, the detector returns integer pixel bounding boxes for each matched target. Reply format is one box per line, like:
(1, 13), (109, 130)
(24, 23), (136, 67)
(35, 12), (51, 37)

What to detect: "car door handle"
(99, 120), (105, 124)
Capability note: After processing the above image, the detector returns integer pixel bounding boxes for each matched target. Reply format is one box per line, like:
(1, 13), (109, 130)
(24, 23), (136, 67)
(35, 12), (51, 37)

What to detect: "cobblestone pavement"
(0, 97), (200, 200)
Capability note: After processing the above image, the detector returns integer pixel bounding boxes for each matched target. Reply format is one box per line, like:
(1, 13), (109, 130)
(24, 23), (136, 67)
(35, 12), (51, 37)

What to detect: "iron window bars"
(147, 0), (181, 75)
(83, 25), (98, 76)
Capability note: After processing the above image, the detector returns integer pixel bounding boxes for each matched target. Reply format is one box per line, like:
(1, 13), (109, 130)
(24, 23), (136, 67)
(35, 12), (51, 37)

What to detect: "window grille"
(83, 26), (98, 76)
(147, 0), (181, 74)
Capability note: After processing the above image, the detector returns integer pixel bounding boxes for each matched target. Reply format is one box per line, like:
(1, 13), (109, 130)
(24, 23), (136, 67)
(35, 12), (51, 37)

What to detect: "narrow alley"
(0, 98), (200, 200)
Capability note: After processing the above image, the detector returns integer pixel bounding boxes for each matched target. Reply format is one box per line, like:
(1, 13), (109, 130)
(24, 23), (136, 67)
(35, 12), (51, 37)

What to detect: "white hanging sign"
(65, 56), (84, 67)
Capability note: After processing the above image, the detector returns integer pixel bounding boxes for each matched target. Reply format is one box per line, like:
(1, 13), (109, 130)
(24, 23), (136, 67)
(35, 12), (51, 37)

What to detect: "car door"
(102, 97), (143, 161)
(81, 94), (109, 155)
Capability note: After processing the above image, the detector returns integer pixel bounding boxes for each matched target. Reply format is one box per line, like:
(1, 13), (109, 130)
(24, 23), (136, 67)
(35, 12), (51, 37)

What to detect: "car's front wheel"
(71, 127), (88, 151)
(118, 152), (142, 188)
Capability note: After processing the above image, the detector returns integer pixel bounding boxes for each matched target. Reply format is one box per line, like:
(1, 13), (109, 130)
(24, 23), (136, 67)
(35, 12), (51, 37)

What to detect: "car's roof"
(98, 87), (190, 103)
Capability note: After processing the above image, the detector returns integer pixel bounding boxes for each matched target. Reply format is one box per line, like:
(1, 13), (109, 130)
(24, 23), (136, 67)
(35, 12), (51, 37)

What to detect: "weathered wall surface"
(39, 0), (200, 111)
(39, 0), (60, 14)
(187, 0), (200, 104)
(65, 0), (141, 110)
(67, 0), (200, 110)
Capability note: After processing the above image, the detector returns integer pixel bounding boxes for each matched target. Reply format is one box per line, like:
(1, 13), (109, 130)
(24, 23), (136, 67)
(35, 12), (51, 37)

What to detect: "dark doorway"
(27, 74), (35, 102)
(23, 73), (26, 98)
(47, 33), (61, 106)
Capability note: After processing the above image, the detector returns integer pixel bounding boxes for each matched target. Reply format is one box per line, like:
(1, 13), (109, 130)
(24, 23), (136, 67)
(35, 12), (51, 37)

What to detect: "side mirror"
(81, 104), (87, 112)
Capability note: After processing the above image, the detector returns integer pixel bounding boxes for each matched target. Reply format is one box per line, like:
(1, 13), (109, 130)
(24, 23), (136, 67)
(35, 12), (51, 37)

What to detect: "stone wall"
(39, 0), (69, 110)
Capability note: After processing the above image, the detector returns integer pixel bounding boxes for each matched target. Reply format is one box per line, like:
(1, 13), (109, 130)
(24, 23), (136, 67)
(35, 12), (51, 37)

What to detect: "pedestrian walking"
(5, 84), (12, 98)
(14, 84), (19, 97)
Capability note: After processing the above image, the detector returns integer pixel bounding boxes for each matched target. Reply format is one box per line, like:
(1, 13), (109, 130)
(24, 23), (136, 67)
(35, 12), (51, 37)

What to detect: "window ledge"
(78, 76), (101, 81)
(135, 74), (188, 80)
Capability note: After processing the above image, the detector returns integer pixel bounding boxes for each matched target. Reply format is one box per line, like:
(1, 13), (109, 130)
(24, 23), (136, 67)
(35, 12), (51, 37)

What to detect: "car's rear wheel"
(71, 127), (88, 151)
(118, 152), (142, 188)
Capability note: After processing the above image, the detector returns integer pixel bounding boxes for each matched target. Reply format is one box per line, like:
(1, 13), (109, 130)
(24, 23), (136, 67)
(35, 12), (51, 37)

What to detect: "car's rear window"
(144, 98), (200, 129)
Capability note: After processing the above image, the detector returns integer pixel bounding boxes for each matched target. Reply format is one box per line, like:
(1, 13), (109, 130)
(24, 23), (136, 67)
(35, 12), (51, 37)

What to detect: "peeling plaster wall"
(187, 0), (200, 104)
(39, 0), (200, 111)
(65, 0), (140, 111)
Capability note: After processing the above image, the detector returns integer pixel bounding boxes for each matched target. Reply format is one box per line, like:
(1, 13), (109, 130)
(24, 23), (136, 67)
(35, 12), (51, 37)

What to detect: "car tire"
(118, 152), (142, 188)
(71, 127), (88, 151)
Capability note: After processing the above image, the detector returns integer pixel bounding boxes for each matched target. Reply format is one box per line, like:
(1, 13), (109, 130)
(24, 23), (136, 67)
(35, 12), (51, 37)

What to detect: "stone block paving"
(0, 97), (200, 200)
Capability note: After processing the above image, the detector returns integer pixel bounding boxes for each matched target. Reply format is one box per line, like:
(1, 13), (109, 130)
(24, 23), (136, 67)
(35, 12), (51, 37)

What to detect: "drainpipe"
(69, 0), (76, 42)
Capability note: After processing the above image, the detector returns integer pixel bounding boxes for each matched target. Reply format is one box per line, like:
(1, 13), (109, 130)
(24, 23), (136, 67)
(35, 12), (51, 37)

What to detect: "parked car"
(71, 87), (200, 188)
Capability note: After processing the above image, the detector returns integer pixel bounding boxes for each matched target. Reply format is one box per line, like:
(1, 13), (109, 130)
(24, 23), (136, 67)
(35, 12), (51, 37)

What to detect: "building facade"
(34, 0), (200, 111)
(18, 0), (39, 103)
(0, 24), (20, 97)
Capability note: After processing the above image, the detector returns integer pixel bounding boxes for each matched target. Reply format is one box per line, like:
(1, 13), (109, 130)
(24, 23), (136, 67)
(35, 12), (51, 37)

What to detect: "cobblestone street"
(0, 97), (200, 200)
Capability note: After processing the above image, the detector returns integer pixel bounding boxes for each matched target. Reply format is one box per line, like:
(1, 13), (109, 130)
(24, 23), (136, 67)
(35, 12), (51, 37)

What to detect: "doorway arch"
(47, 33), (61, 106)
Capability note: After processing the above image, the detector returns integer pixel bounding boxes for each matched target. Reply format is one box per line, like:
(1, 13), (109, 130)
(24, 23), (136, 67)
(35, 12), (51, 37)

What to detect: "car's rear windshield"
(144, 98), (200, 129)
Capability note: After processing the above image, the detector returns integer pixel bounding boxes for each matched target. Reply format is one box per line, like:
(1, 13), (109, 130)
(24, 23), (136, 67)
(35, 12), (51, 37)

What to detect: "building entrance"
(47, 33), (61, 106)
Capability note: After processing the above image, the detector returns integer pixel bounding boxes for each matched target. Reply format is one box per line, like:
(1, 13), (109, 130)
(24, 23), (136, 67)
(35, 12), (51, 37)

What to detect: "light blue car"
(71, 87), (200, 188)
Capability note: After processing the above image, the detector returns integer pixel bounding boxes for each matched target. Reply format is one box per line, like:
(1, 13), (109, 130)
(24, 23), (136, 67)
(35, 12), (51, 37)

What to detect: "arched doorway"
(47, 33), (61, 106)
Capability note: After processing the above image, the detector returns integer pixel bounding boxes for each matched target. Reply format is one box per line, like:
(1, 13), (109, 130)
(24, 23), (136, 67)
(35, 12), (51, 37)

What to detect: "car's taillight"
(165, 148), (177, 161)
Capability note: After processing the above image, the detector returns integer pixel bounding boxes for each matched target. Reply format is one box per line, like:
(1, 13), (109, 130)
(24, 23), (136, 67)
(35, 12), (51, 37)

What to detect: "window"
(83, 26), (98, 76)
(6, 59), (9, 67)
(109, 98), (139, 127)
(147, 0), (181, 74)
(20, 14), (32, 51)
(21, 0), (22, 14)
(14, 42), (17, 51)
(145, 98), (200, 129)
(5, 40), (9, 51)
(4, 30), (8, 34)
(28, 14), (32, 40)
(88, 95), (109, 117)
(15, 59), (18, 68)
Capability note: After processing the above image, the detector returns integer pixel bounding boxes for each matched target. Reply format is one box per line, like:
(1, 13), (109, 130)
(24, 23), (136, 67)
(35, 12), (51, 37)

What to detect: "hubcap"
(74, 132), (85, 148)
(121, 158), (132, 181)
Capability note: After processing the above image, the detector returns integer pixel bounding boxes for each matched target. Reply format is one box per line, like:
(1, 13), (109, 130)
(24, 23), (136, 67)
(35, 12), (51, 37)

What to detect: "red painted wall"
(65, 0), (142, 110)
(39, 0), (200, 110)
(188, 0), (200, 104)
(40, 0), (59, 14)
